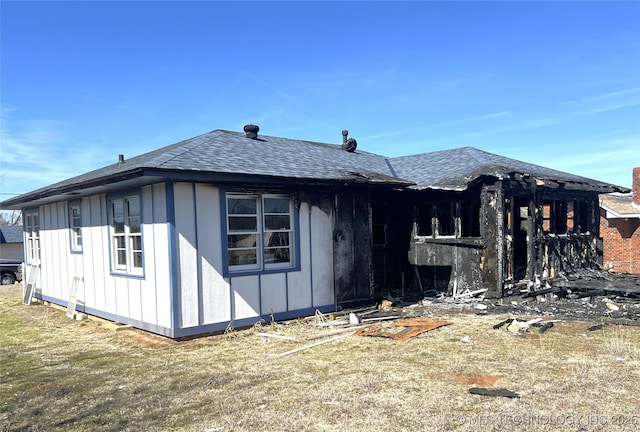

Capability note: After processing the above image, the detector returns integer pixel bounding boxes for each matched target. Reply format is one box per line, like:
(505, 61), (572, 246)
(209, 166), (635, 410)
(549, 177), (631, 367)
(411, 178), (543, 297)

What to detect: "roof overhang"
(600, 204), (640, 219)
(0, 168), (413, 210)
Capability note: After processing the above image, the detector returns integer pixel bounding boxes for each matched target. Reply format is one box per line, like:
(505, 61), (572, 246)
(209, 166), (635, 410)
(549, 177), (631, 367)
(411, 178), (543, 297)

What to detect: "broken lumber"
(469, 387), (520, 398)
(256, 332), (296, 341)
(454, 288), (488, 299)
(275, 333), (353, 357)
(355, 318), (453, 342)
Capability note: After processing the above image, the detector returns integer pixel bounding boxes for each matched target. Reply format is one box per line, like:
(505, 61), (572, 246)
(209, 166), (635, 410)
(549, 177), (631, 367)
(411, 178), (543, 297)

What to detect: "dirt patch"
(453, 374), (502, 387)
(128, 332), (176, 348)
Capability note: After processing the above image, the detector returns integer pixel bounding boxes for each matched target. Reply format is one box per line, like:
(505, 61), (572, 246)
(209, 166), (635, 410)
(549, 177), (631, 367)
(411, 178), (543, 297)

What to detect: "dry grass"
(2, 284), (640, 432)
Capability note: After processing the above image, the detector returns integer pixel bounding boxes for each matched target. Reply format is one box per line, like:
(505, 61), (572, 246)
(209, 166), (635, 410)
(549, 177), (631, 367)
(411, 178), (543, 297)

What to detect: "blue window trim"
(23, 207), (40, 265)
(220, 188), (301, 277)
(68, 199), (83, 254)
(106, 189), (145, 278)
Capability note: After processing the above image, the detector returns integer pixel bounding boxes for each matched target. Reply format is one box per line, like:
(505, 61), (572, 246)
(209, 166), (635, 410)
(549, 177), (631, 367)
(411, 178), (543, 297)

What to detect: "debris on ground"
(354, 318), (453, 342)
(469, 387), (521, 398)
(493, 317), (559, 335)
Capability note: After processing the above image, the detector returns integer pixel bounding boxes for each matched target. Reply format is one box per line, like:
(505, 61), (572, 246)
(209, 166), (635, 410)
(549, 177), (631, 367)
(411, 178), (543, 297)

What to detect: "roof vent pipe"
(244, 124), (259, 139)
(118, 154), (125, 165)
(341, 130), (357, 152)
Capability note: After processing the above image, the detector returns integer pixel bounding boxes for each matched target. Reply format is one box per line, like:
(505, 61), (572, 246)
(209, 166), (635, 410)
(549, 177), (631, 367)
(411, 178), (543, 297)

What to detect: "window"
(435, 201), (455, 236)
(24, 209), (40, 263)
(69, 201), (82, 252)
(542, 200), (569, 234)
(109, 195), (142, 274)
(461, 198), (481, 237)
(416, 199), (480, 238)
(575, 201), (591, 233)
(226, 193), (294, 272)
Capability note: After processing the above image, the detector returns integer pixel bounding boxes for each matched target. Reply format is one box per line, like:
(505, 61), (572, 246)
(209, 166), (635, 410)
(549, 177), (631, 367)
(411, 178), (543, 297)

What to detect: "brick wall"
(600, 167), (640, 274)
(600, 214), (640, 273)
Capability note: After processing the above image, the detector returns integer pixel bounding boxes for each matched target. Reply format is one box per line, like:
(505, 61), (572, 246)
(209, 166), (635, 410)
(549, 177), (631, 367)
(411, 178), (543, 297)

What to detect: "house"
(600, 167), (640, 274)
(0, 125), (627, 338)
(0, 225), (24, 261)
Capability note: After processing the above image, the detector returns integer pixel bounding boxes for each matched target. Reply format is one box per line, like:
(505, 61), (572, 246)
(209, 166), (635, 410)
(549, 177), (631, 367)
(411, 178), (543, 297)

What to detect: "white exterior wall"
(173, 182), (335, 333)
(29, 180), (336, 337)
(34, 183), (173, 334)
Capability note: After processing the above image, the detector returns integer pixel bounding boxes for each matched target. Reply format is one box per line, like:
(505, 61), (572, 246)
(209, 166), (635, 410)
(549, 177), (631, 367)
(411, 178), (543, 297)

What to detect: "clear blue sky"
(1, 0), (639, 200)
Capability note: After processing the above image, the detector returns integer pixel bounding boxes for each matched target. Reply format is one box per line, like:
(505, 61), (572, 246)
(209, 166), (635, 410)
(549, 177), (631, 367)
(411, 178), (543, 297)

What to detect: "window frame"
(24, 208), (40, 264)
(68, 200), (83, 253)
(108, 194), (143, 276)
(223, 192), (298, 275)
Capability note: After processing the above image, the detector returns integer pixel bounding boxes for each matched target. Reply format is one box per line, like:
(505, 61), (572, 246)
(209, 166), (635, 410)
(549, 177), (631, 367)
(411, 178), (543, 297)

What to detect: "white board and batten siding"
(35, 184), (173, 334)
(31, 180), (335, 338)
(173, 182), (335, 334)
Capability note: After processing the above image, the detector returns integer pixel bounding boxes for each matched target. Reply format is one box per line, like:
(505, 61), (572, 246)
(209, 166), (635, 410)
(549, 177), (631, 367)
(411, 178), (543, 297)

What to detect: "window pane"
(132, 251), (143, 268)
(127, 198), (140, 217)
(130, 235), (142, 251)
(112, 201), (125, 233)
(264, 198), (289, 214)
(229, 216), (257, 232)
(228, 250), (257, 266)
(129, 216), (141, 233)
(264, 247), (290, 264)
(264, 232), (289, 247)
(228, 198), (257, 215)
(228, 234), (257, 249)
(73, 228), (82, 246)
(117, 249), (127, 266)
(113, 200), (124, 219)
(264, 215), (290, 230)
(114, 221), (125, 233)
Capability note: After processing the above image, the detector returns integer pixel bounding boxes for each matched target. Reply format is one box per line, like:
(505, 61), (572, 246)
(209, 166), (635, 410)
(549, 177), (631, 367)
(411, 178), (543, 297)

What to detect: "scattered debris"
(460, 335), (471, 343)
(454, 288), (488, 299)
(605, 301), (620, 311)
(493, 317), (559, 335)
(380, 300), (394, 311)
(275, 333), (353, 357)
(469, 387), (520, 398)
(256, 332), (296, 341)
(349, 313), (360, 325)
(354, 318), (452, 342)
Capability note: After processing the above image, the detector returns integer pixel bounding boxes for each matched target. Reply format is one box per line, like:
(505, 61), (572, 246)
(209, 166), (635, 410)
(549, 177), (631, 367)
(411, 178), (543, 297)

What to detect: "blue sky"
(1, 0), (639, 201)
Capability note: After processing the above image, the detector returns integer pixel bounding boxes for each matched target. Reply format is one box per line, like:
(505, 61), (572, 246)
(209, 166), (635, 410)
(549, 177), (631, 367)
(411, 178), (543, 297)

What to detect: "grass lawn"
(2, 283), (640, 431)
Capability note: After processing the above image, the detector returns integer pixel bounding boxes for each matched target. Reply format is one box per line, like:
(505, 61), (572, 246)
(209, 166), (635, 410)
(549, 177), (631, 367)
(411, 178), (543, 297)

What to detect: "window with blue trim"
(226, 193), (294, 272)
(24, 209), (40, 263)
(69, 201), (82, 252)
(109, 195), (143, 275)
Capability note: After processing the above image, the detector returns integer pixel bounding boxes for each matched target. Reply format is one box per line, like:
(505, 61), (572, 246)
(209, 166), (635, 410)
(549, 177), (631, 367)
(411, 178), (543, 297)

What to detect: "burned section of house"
(390, 147), (627, 298)
(0, 127), (628, 338)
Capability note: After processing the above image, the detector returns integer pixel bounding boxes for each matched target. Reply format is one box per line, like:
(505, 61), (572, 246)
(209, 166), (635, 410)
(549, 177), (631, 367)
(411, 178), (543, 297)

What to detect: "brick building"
(600, 167), (640, 274)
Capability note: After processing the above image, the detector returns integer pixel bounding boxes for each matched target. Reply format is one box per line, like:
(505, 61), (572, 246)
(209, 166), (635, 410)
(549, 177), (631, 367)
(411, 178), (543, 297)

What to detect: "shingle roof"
(0, 225), (23, 244)
(6, 130), (407, 202)
(0, 129), (628, 209)
(600, 194), (640, 218)
(390, 147), (622, 192)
